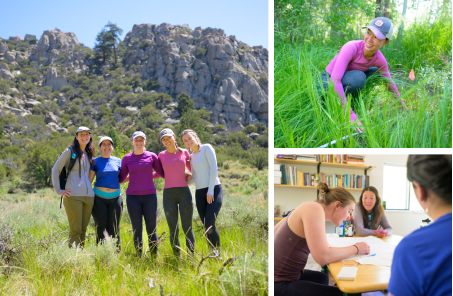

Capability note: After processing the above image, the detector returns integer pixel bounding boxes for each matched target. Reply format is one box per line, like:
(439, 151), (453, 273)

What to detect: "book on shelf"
(274, 164), (282, 184)
(319, 173), (369, 189)
(276, 154), (297, 159)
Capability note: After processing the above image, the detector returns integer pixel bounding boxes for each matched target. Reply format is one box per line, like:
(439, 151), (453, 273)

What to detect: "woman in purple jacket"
(118, 131), (164, 255)
(320, 17), (407, 131)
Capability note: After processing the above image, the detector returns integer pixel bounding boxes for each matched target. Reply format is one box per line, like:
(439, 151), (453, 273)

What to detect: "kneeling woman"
(353, 186), (392, 237)
(52, 126), (95, 248)
(181, 129), (223, 255)
(89, 136), (123, 247)
(274, 183), (370, 296)
(320, 17), (406, 129)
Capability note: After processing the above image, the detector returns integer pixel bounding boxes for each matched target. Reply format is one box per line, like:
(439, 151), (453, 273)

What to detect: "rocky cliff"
(0, 23), (268, 133)
(122, 23), (268, 131)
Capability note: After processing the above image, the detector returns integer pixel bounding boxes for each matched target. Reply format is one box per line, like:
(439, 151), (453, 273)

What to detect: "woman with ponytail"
(388, 155), (452, 296)
(154, 128), (195, 257)
(274, 182), (370, 296)
(51, 126), (96, 248)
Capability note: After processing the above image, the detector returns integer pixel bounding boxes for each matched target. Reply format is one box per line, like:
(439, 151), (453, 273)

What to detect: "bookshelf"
(274, 156), (376, 222)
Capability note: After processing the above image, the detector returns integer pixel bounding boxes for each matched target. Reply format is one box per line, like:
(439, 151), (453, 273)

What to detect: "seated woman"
(353, 186), (392, 238)
(388, 155), (451, 296)
(274, 182), (370, 296)
(320, 17), (406, 131)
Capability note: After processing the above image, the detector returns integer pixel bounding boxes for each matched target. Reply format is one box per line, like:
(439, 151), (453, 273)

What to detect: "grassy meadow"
(274, 2), (452, 148)
(0, 160), (268, 295)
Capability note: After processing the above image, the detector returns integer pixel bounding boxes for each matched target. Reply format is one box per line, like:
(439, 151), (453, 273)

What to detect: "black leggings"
(91, 195), (123, 246)
(126, 194), (158, 253)
(163, 187), (195, 254)
(195, 185), (223, 248)
(274, 270), (343, 296)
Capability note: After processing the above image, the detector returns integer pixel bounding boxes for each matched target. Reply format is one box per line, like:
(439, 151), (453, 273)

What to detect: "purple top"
(118, 151), (164, 195)
(326, 40), (400, 121)
(274, 213), (310, 282)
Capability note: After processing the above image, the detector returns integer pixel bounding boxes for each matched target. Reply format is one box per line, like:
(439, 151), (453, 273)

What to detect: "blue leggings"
(320, 67), (379, 96)
(195, 185), (223, 248)
(126, 194), (158, 253)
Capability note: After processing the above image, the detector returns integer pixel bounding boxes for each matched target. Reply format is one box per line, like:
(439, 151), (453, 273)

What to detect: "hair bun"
(317, 182), (329, 201)
(317, 182), (329, 193)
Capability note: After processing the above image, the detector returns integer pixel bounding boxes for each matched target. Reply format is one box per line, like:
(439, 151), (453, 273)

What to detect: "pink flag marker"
(409, 69), (415, 81)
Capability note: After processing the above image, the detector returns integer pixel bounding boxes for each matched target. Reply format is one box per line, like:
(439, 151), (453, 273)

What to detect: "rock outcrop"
(29, 29), (87, 70)
(122, 23), (268, 131)
(0, 63), (14, 80)
(43, 67), (70, 91)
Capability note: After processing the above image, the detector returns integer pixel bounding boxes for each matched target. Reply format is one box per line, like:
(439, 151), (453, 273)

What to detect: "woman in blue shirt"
(388, 155), (452, 296)
(181, 129), (222, 256)
(89, 136), (123, 247)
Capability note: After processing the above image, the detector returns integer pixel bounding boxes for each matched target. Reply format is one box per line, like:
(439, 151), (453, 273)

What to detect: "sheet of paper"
(326, 236), (396, 266)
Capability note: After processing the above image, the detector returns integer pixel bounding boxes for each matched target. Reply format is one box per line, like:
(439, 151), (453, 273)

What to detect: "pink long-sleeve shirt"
(326, 40), (400, 121)
(154, 150), (191, 189)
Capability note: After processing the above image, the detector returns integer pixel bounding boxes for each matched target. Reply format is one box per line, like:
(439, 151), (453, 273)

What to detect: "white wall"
(274, 154), (430, 237)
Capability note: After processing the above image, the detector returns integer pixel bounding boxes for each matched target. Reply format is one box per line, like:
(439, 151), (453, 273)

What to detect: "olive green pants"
(63, 195), (94, 248)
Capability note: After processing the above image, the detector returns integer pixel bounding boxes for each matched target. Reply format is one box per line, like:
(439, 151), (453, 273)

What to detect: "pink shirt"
(326, 40), (400, 121)
(155, 150), (191, 188)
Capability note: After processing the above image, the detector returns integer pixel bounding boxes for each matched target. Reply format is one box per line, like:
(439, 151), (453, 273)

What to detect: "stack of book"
(276, 154), (318, 162)
(347, 155), (365, 164)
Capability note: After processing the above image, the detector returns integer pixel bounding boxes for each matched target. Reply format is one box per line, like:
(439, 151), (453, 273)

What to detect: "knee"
(343, 71), (366, 89)
(205, 223), (216, 235)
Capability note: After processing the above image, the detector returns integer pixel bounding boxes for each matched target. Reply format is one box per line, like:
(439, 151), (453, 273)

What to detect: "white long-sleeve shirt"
(188, 144), (221, 195)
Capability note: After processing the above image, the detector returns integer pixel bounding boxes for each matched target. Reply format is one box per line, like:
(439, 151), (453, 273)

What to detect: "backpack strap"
(60, 147), (78, 209)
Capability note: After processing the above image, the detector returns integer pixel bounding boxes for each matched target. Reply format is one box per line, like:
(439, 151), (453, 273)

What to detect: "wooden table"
(326, 234), (404, 296)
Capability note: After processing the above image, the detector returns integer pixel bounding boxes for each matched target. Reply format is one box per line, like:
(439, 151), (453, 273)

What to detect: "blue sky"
(0, 0), (268, 49)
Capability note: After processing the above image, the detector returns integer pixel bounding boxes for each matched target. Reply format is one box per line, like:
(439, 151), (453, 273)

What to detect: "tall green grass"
(275, 18), (452, 148)
(0, 161), (268, 295)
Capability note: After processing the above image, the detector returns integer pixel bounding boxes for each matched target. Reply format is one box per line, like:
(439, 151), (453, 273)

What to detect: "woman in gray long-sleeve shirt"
(353, 186), (392, 237)
(51, 126), (96, 248)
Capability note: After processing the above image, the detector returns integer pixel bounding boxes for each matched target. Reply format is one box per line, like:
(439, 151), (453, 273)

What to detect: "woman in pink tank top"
(320, 17), (407, 131)
(274, 182), (371, 295)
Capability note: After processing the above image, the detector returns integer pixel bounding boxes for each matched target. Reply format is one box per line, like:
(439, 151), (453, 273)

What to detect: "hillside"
(0, 23), (268, 133)
(0, 22), (268, 188)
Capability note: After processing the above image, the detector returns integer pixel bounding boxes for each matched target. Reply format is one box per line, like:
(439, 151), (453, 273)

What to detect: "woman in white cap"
(180, 129), (223, 257)
(320, 17), (407, 131)
(118, 131), (164, 255)
(51, 126), (95, 248)
(155, 128), (195, 257)
(89, 136), (123, 248)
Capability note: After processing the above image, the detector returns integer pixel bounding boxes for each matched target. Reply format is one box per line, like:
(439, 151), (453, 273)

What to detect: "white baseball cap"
(98, 136), (114, 146)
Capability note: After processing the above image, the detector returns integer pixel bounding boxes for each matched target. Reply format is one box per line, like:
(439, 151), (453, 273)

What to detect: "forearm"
(321, 245), (358, 265)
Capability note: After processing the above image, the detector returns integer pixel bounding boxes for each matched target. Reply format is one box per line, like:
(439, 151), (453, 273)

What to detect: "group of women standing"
(51, 126), (223, 258)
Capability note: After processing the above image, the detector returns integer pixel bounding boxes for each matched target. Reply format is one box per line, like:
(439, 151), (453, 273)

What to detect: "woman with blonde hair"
(353, 186), (392, 237)
(274, 183), (370, 296)
(181, 129), (222, 256)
